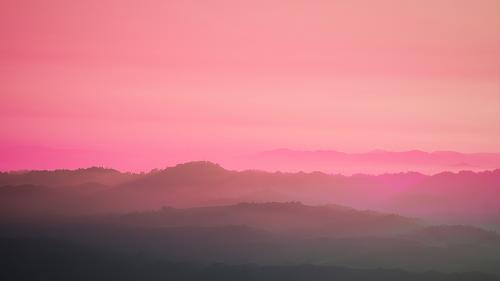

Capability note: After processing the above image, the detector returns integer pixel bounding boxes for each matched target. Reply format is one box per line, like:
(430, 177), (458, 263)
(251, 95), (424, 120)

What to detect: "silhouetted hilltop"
(119, 161), (230, 189)
(0, 167), (139, 187)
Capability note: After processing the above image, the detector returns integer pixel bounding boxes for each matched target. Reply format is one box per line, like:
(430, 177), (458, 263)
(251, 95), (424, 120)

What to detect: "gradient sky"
(1, 0), (499, 171)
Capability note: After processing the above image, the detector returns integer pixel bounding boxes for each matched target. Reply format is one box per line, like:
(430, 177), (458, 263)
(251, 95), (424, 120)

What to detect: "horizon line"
(2, 160), (499, 177)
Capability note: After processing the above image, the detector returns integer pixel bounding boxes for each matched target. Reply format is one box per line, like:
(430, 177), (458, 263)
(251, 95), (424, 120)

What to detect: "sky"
(1, 0), (499, 171)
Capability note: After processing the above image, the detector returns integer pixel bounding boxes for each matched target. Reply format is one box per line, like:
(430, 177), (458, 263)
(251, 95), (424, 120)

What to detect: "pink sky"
(1, 0), (499, 171)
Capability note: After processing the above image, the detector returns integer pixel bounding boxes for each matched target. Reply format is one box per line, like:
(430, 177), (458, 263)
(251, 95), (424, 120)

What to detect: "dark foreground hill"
(2, 202), (499, 275)
(1, 237), (499, 281)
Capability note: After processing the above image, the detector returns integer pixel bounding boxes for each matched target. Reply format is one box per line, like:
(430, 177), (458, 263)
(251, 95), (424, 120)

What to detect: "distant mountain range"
(230, 148), (500, 174)
(2, 147), (500, 175)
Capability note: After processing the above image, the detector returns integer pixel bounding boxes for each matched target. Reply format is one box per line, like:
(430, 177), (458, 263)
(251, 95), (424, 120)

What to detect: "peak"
(169, 161), (226, 172)
(233, 201), (306, 210)
(77, 167), (119, 173)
